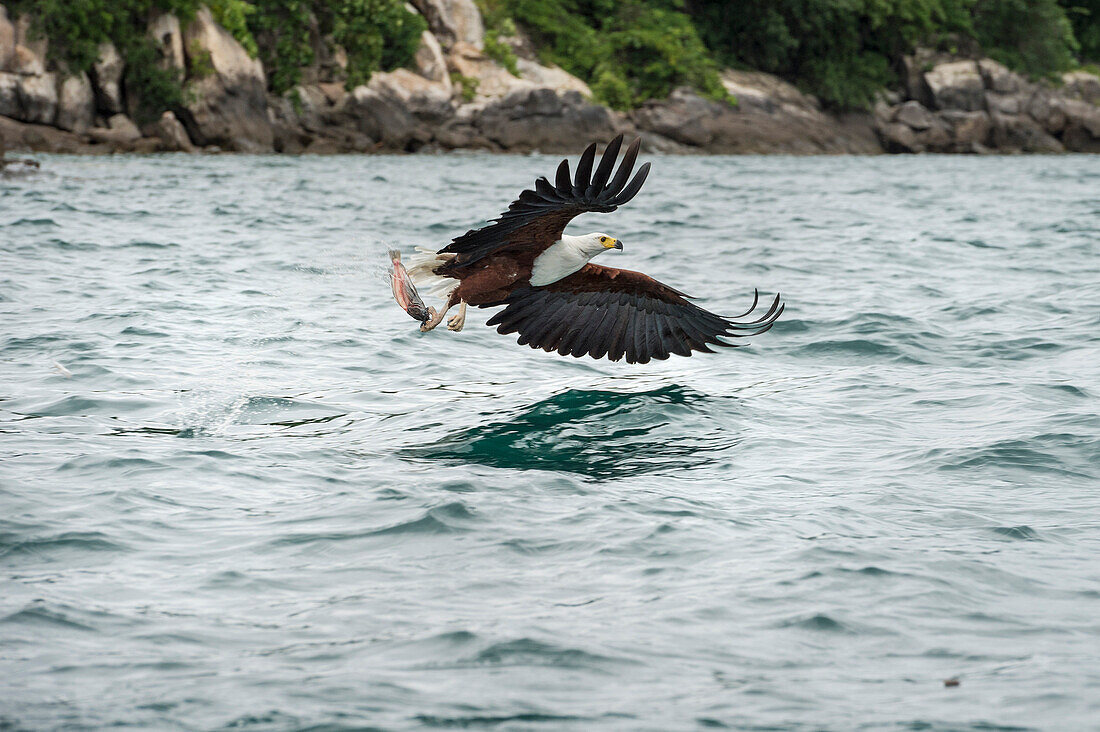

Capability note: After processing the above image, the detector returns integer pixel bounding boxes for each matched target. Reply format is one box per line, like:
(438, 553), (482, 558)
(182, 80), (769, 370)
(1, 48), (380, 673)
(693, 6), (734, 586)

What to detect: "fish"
(389, 249), (433, 323)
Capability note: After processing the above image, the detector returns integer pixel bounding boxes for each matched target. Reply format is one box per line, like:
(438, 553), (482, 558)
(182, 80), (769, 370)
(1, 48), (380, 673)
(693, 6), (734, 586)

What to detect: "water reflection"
(404, 385), (742, 479)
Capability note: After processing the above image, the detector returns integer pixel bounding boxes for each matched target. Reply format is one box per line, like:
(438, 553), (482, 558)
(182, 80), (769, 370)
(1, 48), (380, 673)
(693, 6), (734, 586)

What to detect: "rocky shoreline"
(1, 1), (1098, 157)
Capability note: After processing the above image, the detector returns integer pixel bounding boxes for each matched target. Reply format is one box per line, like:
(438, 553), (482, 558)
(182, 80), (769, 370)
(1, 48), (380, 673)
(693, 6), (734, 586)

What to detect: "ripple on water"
(403, 385), (743, 479)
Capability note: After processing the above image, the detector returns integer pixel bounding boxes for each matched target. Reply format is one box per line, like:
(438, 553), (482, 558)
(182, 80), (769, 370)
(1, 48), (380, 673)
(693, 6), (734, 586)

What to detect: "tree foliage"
(9, 0), (201, 121)
(496, 0), (729, 110)
(689, 0), (1084, 108)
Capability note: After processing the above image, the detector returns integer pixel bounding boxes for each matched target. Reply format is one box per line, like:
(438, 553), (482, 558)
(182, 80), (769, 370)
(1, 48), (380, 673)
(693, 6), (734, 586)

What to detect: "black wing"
(483, 264), (783, 364)
(439, 135), (651, 266)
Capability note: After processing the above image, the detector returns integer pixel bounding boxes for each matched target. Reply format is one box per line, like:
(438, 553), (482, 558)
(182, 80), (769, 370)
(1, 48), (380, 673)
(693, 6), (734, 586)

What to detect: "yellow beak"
(604, 239), (623, 250)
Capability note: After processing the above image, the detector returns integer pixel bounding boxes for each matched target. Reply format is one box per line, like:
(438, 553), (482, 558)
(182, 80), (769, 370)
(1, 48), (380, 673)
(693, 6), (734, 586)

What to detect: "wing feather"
(439, 135), (652, 266)
(481, 264), (783, 364)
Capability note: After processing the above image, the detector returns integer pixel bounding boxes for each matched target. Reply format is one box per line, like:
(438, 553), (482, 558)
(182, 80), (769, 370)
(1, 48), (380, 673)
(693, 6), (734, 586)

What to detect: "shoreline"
(2, 4), (1098, 158)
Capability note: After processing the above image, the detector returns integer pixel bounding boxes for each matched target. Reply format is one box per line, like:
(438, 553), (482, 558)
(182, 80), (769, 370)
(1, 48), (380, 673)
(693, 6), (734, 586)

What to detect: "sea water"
(2, 153), (1099, 730)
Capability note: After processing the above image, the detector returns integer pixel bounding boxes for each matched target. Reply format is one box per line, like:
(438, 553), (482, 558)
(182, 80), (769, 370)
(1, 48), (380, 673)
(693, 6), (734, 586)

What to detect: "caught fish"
(389, 249), (433, 323)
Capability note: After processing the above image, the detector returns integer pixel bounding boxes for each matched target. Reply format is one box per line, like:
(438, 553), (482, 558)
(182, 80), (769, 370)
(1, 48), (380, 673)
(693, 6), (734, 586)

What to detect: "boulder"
(180, 7), (272, 152)
(924, 60), (984, 111)
(368, 68), (453, 124)
(1060, 99), (1100, 152)
(894, 100), (935, 130)
(56, 72), (95, 132)
(940, 110), (991, 147)
(414, 29), (450, 89)
(721, 69), (820, 115)
(0, 70), (18, 117)
(92, 42), (124, 114)
(0, 5), (14, 71)
(448, 41), (525, 99)
(1026, 89), (1066, 135)
(473, 87), (618, 152)
(411, 0), (483, 50)
(985, 91), (1022, 115)
(8, 44), (44, 76)
(11, 13), (46, 73)
(108, 113), (141, 141)
(912, 117), (952, 150)
(148, 12), (185, 80)
(632, 88), (715, 146)
(155, 110), (194, 152)
(348, 83), (431, 150)
(1061, 70), (1100, 105)
(978, 58), (1021, 94)
(517, 58), (590, 97)
(990, 111), (1063, 153)
(878, 121), (920, 153)
(17, 71), (56, 124)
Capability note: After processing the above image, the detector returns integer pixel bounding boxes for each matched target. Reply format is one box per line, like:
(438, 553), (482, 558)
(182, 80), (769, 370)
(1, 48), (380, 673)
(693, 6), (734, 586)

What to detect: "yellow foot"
(420, 307), (440, 332)
(447, 302), (467, 332)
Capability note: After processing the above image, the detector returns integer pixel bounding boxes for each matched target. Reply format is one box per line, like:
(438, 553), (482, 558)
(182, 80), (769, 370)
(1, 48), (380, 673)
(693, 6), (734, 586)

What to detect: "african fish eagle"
(406, 134), (783, 364)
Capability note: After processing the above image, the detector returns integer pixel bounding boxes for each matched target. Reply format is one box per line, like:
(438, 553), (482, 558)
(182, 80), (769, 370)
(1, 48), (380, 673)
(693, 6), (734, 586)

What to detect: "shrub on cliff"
(689, 0), (1083, 109)
(246, 0), (425, 93)
(10, 0), (202, 121)
(492, 0), (729, 110)
(1059, 0), (1100, 62)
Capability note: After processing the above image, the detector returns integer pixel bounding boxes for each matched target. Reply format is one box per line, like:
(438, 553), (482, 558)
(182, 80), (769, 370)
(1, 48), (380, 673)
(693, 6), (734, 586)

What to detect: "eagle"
(404, 134), (783, 364)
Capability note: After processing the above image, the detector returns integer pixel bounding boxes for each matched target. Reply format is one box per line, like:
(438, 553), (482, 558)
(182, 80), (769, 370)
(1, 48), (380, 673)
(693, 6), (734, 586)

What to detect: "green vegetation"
(9, 0), (1100, 120)
(1060, 1), (1100, 61)
(476, 2), (521, 76)
(10, 0), (201, 121)
(9, 0), (425, 118)
(488, 0), (728, 110)
(450, 71), (479, 102)
(689, 0), (1089, 108)
(237, 0), (425, 93)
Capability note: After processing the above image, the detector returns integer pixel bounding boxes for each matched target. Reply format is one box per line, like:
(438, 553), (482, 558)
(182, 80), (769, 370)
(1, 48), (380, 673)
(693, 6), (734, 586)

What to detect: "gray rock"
(8, 44), (44, 76)
(940, 110), (991, 147)
(1060, 99), (1100, 152)
(107, 113), (141, 141)
(348, 84), (429, 150)
(92, 42), (124, 114)
(894, 100), (935, 130)
(56, 72), (95, 132)
(632, 88), (715, 146)
(180, 7), (273, 152)
(985, 91), (1022, 115)
(0, 70), (20, 117)
(155, 110), (194, 151)
(18, 71), (57, 124)
(0, 5), (15, 71)
(990, 111), (1063, 153)
(410, 0), (483, 50)
(414, 30), (450, 88)
(978, 59), (1021, 94)
(148, 12), (185, 81)
(1026, 90), (1066, 135)
(878, 121), (920, 153)
(1061, 70), (1100, 105)
(478, 87), (617, 152)
(925, 61), (984, 111)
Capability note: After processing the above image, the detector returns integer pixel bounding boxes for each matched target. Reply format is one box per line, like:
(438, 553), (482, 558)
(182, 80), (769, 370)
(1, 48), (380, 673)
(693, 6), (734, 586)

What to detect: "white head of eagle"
(529, 232), (623, 287)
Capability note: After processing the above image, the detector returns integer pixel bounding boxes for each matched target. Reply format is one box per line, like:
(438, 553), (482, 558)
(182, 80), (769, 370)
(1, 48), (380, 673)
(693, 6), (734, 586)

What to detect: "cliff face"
(1, 2), (1098, 155)
(875, 52), (1100, 153)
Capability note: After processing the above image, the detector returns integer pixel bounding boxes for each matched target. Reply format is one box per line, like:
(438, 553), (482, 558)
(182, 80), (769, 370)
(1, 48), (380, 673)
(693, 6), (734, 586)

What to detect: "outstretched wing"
(440, 135), (650, 266)
(484, 264), (783, 364)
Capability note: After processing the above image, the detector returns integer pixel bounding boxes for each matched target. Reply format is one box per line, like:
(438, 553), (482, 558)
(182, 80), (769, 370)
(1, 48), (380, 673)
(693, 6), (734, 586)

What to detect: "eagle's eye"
(599, 236), (607, 243)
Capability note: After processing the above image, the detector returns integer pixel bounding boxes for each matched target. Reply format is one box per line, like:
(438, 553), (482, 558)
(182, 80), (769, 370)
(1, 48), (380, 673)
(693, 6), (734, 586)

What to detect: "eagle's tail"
(405, 247), (459, 299)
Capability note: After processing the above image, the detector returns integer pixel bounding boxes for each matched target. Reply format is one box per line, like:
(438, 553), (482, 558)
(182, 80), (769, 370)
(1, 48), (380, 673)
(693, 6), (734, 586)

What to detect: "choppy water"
(2, 152), (1099, 731)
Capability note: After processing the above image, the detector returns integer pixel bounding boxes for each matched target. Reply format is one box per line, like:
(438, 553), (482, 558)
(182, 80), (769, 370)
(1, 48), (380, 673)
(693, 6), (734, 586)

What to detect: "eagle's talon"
(447, 302), (467, 332)
(419, 307), (439, 332)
